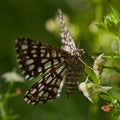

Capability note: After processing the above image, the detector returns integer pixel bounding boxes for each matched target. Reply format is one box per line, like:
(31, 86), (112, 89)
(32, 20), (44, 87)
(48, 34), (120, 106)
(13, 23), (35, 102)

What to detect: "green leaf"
(112, 109), (120, 116)
(97, 6), (120, 38)
(96, 23), (106, 31)
(85, 65), (100, 84)
(99, 94), (111, 102)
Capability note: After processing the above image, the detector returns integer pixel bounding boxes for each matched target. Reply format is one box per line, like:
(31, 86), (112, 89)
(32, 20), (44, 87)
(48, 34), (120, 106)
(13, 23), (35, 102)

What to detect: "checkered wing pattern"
(15, 38), (72, 104)
(58, 9), (77, 55)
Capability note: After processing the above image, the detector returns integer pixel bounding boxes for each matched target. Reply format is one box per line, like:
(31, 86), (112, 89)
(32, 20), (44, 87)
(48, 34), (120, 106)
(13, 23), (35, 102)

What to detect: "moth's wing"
(24, 61), (66, 104)
(15, 37), (72, 104)
(58, 9), (77, 54)
(15, 37), (71, 80)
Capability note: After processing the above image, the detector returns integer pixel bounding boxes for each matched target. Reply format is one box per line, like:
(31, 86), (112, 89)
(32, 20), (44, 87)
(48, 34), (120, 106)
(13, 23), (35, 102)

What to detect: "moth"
(15, 9), (85, 105)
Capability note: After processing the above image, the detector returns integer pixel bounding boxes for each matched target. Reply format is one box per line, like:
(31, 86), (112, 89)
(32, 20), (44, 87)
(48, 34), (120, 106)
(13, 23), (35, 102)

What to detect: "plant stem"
(89, 0), (104, 119)
(1, 81), (14, 120)
(0, 102), (6, 120)
(94, 0), (104, 51)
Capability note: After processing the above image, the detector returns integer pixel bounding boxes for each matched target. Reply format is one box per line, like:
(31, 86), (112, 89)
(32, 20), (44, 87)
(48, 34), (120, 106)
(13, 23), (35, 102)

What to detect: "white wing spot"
(24, 97), (28, 102)
(51, 79), (56, 85)
(19, 64), (22, 68)
(48, 87), (52, 91)
(25, 75), (30, 79)
(46, 76), (52, 84)
(40, 49), (45, 54)
(56, 80), (60, 86)
(38, 67), (42, 73)
(25, 90), (29, 95)
(31, 50), (36, 54)
(52, 51), (56, 57)
(41, 59), (48, 64)
(31, 88), (37, 94)
(15, 39), (18, 44)
(22, 70), (25, 74)
(26, 55), (30, 59)
(38, 83), (42, 88)
(46, 53), (50, 58)
(58, 53), (62, 57)
(38, 85), (44, 91)
(56, 65), (63, 74)
(23, 50), (27, 54)
(22, 45), (28, 50)
(48, 96), (52, 99)
(33, 45), (37, 48)
(31, 102), (36, 105)
(44, 62), (52, 69)
(57, 79), (65, 95)
(33, 54), (37, 58)
(24, 97), (31, 104)
(29, 64), (35, 71)
(38, 91), (44, 97)
(26, 59), (34, 65)
(43, 92), (49, 97)
(27, 99), (31, 104)
(53, 88), (58, 93)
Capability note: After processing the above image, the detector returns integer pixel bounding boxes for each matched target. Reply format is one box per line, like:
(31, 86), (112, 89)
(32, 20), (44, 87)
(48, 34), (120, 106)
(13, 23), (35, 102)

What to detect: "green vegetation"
(0, 0), (120, 120)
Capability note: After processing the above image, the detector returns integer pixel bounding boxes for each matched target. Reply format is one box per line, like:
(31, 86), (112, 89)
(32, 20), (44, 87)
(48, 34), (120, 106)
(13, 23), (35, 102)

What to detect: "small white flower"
(79, 81), (93, 103)
(2, 71), (24, 82)
(93, 53), (106, 77)
(78, 77), (112, 103)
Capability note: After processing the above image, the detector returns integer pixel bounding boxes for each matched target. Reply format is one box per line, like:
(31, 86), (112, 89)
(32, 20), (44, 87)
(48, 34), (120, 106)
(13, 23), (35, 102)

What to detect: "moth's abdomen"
(65, 76), (77, 97)
(65, 56), (84, 97)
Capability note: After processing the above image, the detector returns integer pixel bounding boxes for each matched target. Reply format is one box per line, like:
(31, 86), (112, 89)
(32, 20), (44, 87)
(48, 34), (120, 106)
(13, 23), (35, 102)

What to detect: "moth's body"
(15, 9), (85, 104)
(65, 55), (84, 97)
(59, 8), (85, 97)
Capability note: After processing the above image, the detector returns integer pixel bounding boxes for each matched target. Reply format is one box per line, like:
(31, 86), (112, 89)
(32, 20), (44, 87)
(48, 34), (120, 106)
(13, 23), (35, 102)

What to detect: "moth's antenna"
(77, 40), (81, 49)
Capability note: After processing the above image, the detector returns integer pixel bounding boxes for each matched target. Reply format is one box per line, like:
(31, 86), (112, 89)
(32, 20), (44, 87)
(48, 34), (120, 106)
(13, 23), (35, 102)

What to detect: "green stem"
(89, 96), (100, 120)
(3, 81), (14, 109)
(95, 1), (103, 22)
(0, 102), (6, 120)
(94, 0), (104, 51)
(1, 81), (14, 120)
(89, 0), (104, 119)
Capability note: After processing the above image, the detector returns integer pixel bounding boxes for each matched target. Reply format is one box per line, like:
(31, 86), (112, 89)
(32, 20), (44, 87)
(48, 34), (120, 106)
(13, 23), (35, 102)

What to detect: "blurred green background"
(0, 0), (120, 120)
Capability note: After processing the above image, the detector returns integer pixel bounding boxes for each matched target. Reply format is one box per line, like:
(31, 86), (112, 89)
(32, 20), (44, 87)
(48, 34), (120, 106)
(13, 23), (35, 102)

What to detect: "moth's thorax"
(72, 48), (85, 57)
(61, 44), (85, 56)
(71, 55), (85, 73)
